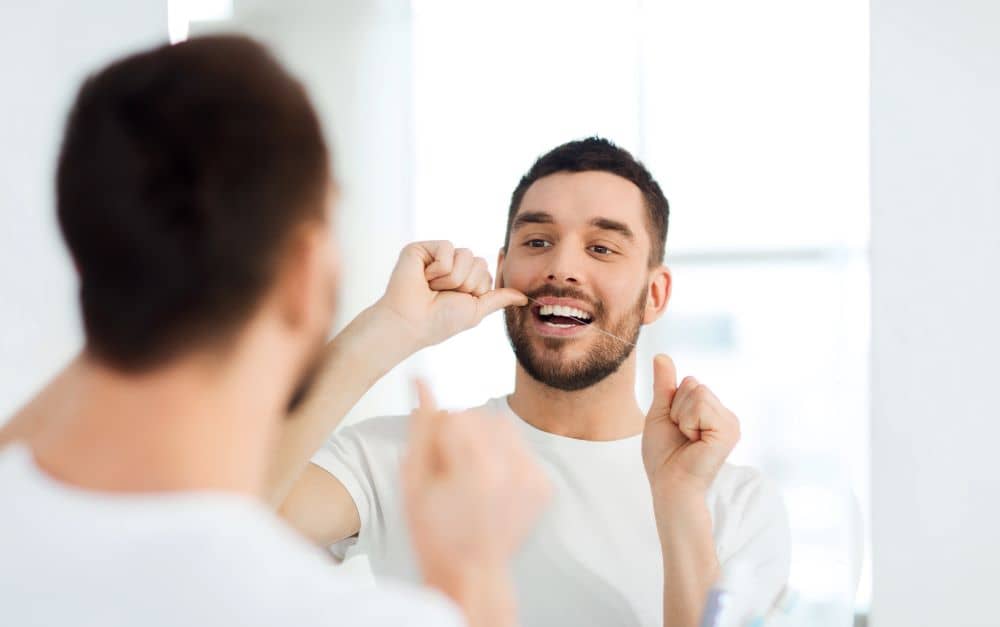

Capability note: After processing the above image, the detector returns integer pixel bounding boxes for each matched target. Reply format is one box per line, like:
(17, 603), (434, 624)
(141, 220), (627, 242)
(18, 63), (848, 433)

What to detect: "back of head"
(57, 35), (330, 371)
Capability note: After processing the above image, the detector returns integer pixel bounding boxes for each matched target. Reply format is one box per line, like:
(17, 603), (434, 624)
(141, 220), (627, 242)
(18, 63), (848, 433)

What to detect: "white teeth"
(538, 304), (592, 320)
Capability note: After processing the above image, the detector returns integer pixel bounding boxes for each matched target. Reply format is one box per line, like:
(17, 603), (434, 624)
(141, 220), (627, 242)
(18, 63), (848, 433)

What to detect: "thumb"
(476, 288), (528, 318)
(647, 354), (678, 421)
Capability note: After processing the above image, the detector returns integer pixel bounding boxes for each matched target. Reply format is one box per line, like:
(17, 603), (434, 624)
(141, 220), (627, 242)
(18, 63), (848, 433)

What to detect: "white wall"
(0, 2), (166, 421)
(871, 1), (1000, 625)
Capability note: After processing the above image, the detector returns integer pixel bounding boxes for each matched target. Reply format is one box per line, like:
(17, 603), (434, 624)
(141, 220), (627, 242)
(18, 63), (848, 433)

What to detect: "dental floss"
(519, 295), (637, 348)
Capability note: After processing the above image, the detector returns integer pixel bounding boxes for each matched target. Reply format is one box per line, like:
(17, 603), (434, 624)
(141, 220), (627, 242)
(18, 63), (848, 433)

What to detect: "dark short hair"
(56, 35), (330, 371)
(504, 137), (669, 266)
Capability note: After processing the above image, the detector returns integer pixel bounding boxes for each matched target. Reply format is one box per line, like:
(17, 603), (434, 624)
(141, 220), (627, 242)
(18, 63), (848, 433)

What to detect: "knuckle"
(401, 243), (420, 260)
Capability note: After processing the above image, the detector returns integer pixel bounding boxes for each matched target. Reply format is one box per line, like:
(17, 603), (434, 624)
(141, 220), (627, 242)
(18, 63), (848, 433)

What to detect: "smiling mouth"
(533, 304), (593, 328)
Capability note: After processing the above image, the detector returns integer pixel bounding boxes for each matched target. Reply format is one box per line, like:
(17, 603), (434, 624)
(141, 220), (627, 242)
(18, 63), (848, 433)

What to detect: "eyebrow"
(511, 211), (635, 241)
(511, 211), (554, 231)
(590, 217), (635, 241)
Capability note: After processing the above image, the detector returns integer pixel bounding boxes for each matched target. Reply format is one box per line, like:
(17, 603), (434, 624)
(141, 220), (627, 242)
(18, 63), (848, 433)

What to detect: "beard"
(285, 342), (325, 414)
(504, 285), (646, 392)
(286, 278), (338, 415)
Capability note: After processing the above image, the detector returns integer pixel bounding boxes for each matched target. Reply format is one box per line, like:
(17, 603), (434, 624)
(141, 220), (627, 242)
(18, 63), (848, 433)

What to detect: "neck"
(16, 343), (289, 497)
(508, 351), (645, 441)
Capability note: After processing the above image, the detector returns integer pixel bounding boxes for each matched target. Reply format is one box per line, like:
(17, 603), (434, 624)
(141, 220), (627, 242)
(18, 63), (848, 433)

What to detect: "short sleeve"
(310, 425), (376, 557)
(309, 415), (409, 559)
(714, 467), (792, 617)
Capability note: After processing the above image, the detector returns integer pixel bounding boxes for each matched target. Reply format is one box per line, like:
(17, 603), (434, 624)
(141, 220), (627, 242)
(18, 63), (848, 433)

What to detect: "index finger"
(405, 378), (443, 482)
(415, 378), (438, 413)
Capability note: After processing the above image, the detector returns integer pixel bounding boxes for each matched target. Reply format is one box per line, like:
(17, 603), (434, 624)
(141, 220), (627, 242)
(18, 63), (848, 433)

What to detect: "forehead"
(517, 170), (648, 231)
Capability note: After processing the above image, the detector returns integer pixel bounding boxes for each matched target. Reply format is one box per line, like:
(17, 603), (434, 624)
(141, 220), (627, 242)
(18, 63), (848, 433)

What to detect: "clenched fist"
(375, 241), (527, 351)
(641, 354), (741, 498)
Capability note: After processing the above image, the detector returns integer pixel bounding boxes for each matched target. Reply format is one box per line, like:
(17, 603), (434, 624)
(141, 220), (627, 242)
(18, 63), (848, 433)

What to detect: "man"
(271, 138), (792, 627)
(0, 36), (550, 627)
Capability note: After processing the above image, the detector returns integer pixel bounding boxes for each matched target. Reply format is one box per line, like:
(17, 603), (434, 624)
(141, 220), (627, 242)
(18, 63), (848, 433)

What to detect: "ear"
(642, 265), (672, 325)
(495, 247), (507, 289)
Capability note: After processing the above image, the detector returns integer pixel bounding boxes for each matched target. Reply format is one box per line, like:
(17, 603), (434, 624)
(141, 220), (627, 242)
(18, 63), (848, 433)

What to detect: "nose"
(544, 246), (581, 285)
(547, 271), (579, 284)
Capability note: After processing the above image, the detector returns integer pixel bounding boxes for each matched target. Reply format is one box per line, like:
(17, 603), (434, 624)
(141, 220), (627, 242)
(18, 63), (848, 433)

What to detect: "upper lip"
(532, 297), (595, 318)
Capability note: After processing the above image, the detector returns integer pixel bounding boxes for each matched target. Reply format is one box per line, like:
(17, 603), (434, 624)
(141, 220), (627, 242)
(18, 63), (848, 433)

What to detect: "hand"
(402, 381), (550, 624)
(641, 355), (740, 498)
(374, 241), (527, 351)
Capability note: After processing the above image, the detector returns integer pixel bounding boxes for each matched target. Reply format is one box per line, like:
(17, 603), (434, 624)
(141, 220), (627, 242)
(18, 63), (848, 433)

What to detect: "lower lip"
(530, 311), (592, 338)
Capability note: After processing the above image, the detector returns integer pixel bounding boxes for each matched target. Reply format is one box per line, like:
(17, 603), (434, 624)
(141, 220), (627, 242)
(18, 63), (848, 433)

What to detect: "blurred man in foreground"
(0, 35), (547, 627)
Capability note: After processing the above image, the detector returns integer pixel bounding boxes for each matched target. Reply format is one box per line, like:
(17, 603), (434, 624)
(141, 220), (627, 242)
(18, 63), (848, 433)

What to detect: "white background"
(870, 0), (1000, 625)
(2, 1), (997, 625)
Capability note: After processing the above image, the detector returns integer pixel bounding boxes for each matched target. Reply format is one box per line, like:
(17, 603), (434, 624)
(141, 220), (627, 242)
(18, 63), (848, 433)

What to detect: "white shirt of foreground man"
(314, 395), (789, 627)
(0, 443), (461, 627)
(0, 35), (551, 627)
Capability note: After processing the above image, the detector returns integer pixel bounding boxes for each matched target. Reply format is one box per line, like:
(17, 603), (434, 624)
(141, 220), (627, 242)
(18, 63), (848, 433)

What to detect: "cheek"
(602, 277), (647, 316)
(500, 256), (541, 291)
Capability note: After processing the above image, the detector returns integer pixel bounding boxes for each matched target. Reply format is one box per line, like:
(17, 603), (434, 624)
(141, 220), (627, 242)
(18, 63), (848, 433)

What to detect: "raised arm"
(266, 241), (526, 543)
(641, 355), (741, 627)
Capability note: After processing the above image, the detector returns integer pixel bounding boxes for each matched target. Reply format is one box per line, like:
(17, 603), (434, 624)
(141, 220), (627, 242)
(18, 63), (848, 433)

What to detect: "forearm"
(655, 486), (720, 627)
(264, 304), (419, 506)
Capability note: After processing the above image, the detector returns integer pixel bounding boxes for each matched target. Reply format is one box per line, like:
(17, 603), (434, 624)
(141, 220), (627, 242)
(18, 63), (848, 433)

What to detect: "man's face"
(500, 171), (668, 391)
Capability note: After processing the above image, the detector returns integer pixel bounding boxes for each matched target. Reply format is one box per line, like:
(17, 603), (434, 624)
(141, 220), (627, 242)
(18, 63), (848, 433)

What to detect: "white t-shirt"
(0, 443), (463, 627)
(312, 396), (791, 627)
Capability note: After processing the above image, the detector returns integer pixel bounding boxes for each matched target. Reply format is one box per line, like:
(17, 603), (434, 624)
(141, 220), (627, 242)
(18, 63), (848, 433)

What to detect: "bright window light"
(167, 0), (233, 43)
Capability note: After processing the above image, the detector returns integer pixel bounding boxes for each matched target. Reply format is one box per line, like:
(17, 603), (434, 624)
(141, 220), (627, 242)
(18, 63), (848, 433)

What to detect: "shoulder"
(709, 463), (788, 529)
(171, 503), (463, 625)
(712, 464), (780, 504)
(708, 464), (790, 565)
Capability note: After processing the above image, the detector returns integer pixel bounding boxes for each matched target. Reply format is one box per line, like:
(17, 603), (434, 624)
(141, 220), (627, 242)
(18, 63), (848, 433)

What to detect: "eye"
(589, 244), (614, 256)
(525, 239), (551, 248)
